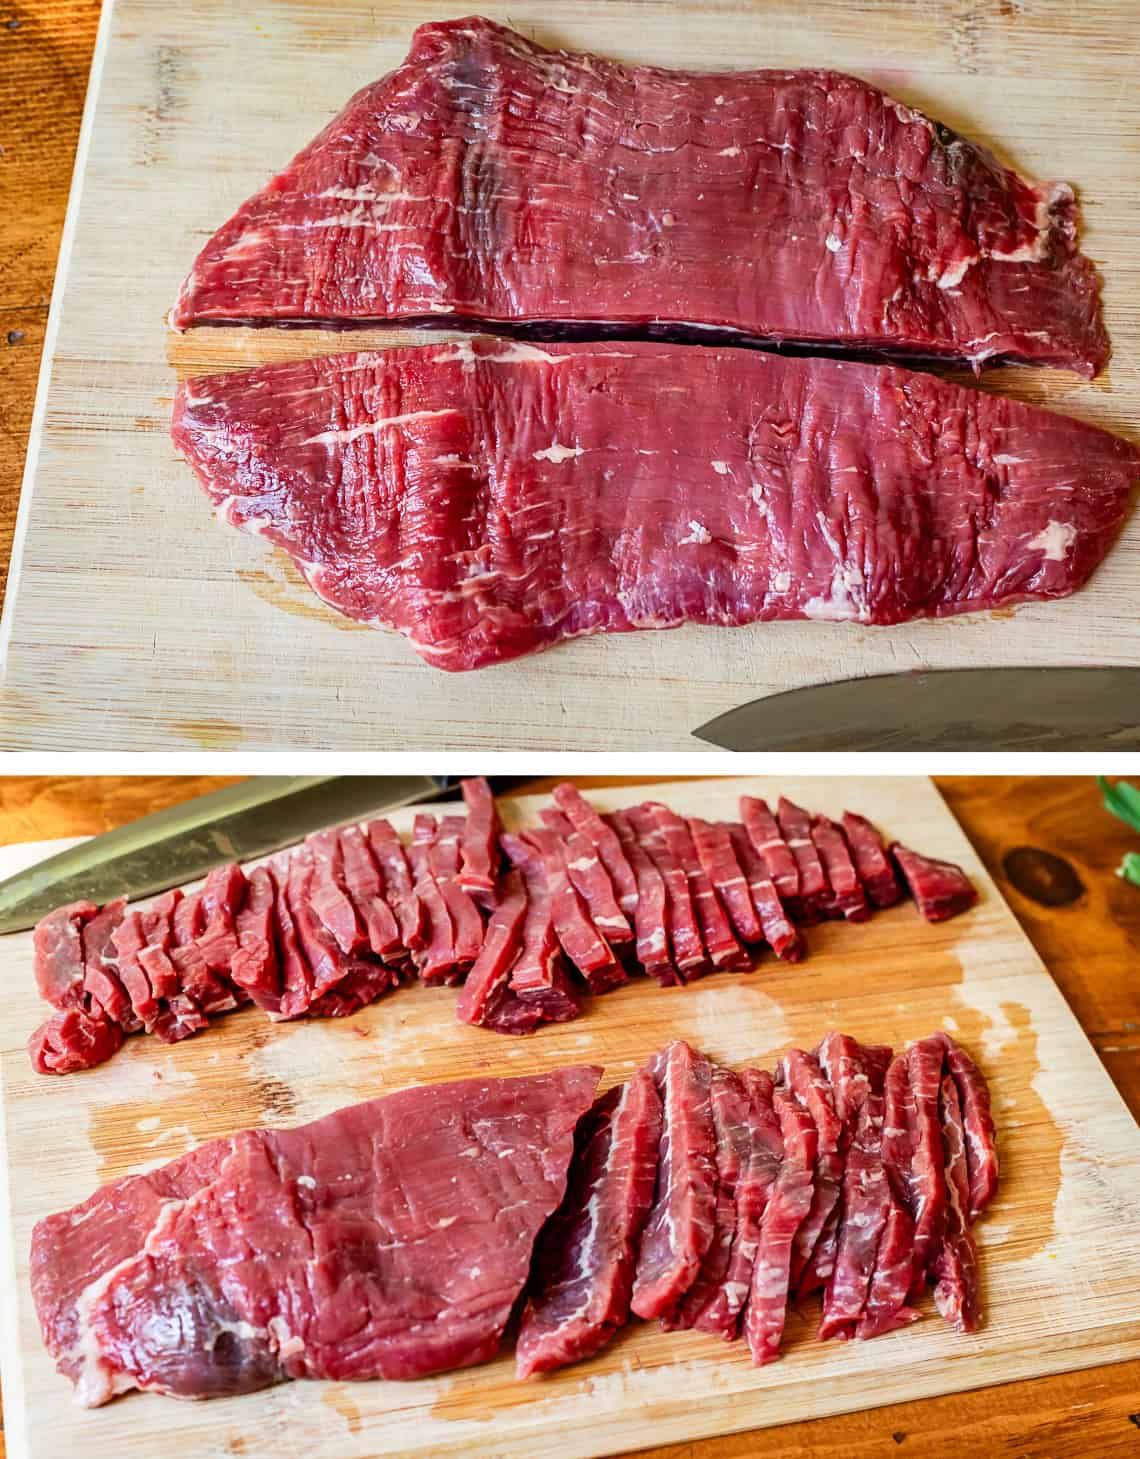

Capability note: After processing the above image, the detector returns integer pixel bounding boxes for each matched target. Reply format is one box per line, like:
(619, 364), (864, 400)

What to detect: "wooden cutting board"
(1, 775), (1138, 1459)
(0, 0), (1137, 750)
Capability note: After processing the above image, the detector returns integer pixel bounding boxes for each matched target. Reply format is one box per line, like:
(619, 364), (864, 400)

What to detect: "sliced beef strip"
(29, 1008), (125, 1076)
(553, 783), (638, 918)
(500, 834), (584, 1023)
(695, 1067), (786, 1338)
(608, 809), (679, 986)
(740, 798), (799, 906)
(931, 1073), (983, 1333)
(517, 1067), (663, 1376)
(454, 870), (530, 1029)
(651, 804), (748, 971)
(229, 864), (283, 1013)
(743, 1089), (817, 1365)
(777, 798), (830, 925)
(904, 1034), (951, 1298)
(841, 812), (903, 909)
(688, 817), (762, 945)
(631, 1041), (718, 1321)
(458, 776), (500, 900)
(522, 827), (625, 993)
(272, 852), (317, 1018)
(111, 911), (164, 1031)
(34, 1067), (602, 1404)
(33, 901), (98, 1011)
(430, 814), (486, 967)
(726, 822), (803, 961)
(80, 899), (135, 1030)
(818, 1088), (892, 1341)
(168, 886), (237, 1016)
(337, 824), (403, 961)
(288, 848), (392, 1004)
(856, 1200), (922, 1340)
(305, 831), (365, 954)
(665, 1064), (754, 1331)
(891, 844), (978, 922)
(538, 808), (633, 947)
(810, 816), (870, 923)
(930, 1032), (999, 1220)
(626, 803), (707, 979)
(365, 819), (426, 952)
(778, 1049), (844, 1297)
(408, 817), (461, 985)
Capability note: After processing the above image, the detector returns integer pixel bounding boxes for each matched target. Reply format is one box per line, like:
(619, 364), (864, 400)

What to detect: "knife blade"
(693, 667), (1140, 752)
(0, 775), (486, 934)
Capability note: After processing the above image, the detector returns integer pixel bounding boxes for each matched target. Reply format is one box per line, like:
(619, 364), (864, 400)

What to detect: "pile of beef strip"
(29, 780), (977, 1075)
(32, 1033), (997, 1406)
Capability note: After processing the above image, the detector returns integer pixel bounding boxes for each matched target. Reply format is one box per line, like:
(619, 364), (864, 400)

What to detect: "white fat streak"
(1026, 520), (1077, 562)
(711, 461), (731, 475)
(301, 408), (458, 447)
(679, 520), (712, 545)
(533, 443), (584, 463)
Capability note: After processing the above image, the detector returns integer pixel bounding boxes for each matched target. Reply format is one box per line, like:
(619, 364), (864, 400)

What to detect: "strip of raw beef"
(856, 1200), (922, 1340)
(522, 828), (625, 993)
(841, 813), (903, 909)
(538, 808), (633, 947)
(818, 1089), (892, 1340)
(777, 798), (830, 924)
(904, 1035), (951, 1297)
(553, 783), (638, 918)
(305, 831), (366, 954)
(75, 897), (135, 1030)
(626, 804), (707, 979)
(408, 817), (461, 985)
(651, 805), (748, 971)
(458, 776), (500, 898)
(631, 1041), (718, 1320)
(285, 848), (387, 1004)
(740, 799), (799, 905)
(430, 815), (485, 966)
(168, 885), (236, 1017)
(608, 810), (678, 986)
(28, 1008), (125, 1076)
(171, 16), (1108, 377)
(33, 901), (98, 1010)
(666, 1065), (754, 1331)
(867, 1050), (925, 1337)
(229, 864), (283, 1012)
(499, 834), (583, 1023)
(689, 817), (762, 944)
(111, 910), (164, 1031)
(172, 341), (1138, 672)
(811, 817), (870, 922)
(726, 823), (803, 961)
(892, 845), (979, 922)
(932, 1073), (983, 1331)
(366, 818), (425, 952)
(779, 1050), (844, 1296)
(698, 1068), (786, 1338)
(930, 1032), (999, 1219)
(32, 1066), (601, 1404)
(743, 1090), (817, 1365)
(273, 852), (317, 1017)
(337, 824), (403, 960)
(517, 1068), (662, 1375)
(454, 870), (531, 1030)
(137, 891), (208, 1043)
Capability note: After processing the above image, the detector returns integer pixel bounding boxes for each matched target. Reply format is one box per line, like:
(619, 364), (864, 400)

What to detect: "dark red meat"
(31, 1066), (602, 1404)
(778, 1049), (844, 1296)
(172, 341), (1138, 672)
(338, 824), (403, 960)
(33, 901), (97, 1011)
(430, 814), (485, 967)
(819, 1090), (892, 1340)
(553, 783), (638, 918)
(740, 798), (799, 904)
(408, 817), (460, 985)
(904, 1035), (951, 1297)
(305, 831), (365, 954)
(777, 798), (830, 923)
(172, 16), (1108, 377)
(499, 833), (583, 1024)
(651, 805), (748, 971)
(892, 844), (979, 922)
(631, 1041), (718, 1321)
(454, 869), (530, 1031)
(726, 822), (803, 961)
(626, 803), (707, 979)
(689, 817), (762, 944)
(931, 1032), (999, 1220)
(608, 809), (678, 986)
(522, 827), (625, 993)
(28, 1008), (124, 1076)
(932, 1073), (983, 1332)
(458, 776), (500, 898)
(366, 818), (425, 952)
(517, 1069), (662, 1376)
(229, 864), (283, 1013)
(811, 816), (870, 922)
(538, 808), (632, 947)
(841, 812), (903, 909)
(79, 898), (135, 1030)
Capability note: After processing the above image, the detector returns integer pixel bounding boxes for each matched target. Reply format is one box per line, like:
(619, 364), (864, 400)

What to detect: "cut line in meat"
(172, 17), (1109, 377)
(171, 341), (1138, 672)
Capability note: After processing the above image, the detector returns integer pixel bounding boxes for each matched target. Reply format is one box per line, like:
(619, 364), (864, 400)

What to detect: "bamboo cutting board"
(1, 1), (1138, 749)
(1, 776), (1138, 1459)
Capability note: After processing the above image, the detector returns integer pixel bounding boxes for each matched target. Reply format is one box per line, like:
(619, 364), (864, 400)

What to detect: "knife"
(693, 667), (1140, 752)
(0, 776), (520, 934)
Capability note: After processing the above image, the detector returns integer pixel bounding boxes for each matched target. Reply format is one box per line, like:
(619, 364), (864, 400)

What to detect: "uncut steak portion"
(32, 1066), (601, 1405)
(172, 340), (1138, 673)
(172, 16), (1108, 376)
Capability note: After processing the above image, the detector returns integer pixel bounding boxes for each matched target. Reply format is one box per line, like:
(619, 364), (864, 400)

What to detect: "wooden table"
(1, 772), (1138, 1456)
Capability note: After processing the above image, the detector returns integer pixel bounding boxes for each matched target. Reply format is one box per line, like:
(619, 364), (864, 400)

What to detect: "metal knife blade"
(693, 667), (1140, 752)
(0, 775), (470, 933)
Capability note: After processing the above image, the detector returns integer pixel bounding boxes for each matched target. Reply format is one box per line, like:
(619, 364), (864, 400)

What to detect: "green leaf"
(1097, 776), (1140, 836)
(1118, 851), (1140, 888)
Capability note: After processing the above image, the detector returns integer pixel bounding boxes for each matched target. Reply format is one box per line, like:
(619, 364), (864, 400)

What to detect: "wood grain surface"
(1, 774), (1139, 1458)
(2, 0), (1139, 749)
